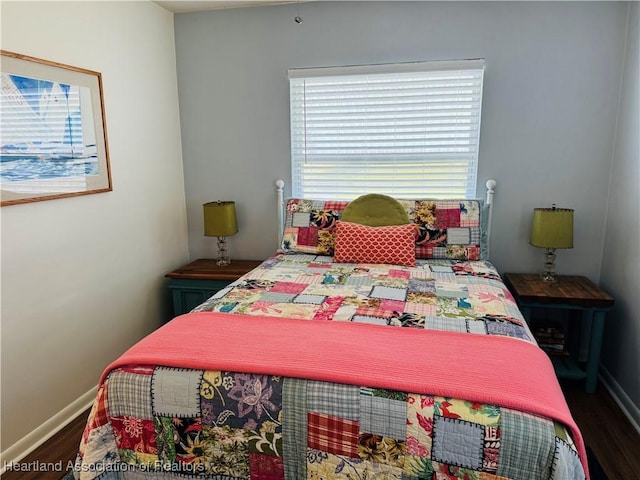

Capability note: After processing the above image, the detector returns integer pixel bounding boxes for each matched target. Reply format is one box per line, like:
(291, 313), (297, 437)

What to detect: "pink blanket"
(103, 311), (588, 476)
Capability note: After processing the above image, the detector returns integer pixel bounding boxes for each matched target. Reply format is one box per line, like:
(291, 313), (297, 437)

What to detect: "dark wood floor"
(1, 380), (639, 480)
(1, 408), (90, 480)
(561, 379), (640, 479)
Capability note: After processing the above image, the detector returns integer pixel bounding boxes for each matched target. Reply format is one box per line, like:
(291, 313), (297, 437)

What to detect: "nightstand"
(503, 273), (614, 393)
(165, 259), (263, 316)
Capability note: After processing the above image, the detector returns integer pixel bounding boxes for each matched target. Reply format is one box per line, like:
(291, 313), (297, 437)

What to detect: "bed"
(73, 180), (589, 480)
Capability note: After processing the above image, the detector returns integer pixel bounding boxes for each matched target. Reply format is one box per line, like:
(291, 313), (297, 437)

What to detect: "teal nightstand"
(166, 259), (263, 316)
(504, 273), (614, 393)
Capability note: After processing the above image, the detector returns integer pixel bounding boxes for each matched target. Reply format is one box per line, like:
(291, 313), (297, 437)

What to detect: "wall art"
(1, 50), (111, 206)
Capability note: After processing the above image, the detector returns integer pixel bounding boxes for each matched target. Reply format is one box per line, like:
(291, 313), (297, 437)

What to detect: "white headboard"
(484, 179), (497, 260)
(275, 179), (285, 246)
(275, 179), (497, 258)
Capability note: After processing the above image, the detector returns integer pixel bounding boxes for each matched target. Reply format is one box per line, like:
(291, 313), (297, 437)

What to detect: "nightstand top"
(504, 273), (614, 309)
(165, 259), (263, 281)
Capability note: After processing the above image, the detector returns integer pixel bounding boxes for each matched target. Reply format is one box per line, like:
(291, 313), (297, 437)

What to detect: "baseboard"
(0, 385), (97, 473)
(599, 365), (640, 435)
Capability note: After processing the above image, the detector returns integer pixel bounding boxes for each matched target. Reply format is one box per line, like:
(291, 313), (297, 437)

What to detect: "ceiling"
(155, 1), (302, 13)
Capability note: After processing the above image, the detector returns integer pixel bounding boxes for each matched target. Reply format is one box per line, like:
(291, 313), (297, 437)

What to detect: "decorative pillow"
(405, 199), (484, 261)
(333, 221), (416, 267)
(279, 196), (486, 261)
(279, 198), (349, 255)
(341, 194), (410, 226)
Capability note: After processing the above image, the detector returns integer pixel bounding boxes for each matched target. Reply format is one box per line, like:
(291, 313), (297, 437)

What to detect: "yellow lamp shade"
(203, 201), (238, 237)
(530, 207), (574, 249)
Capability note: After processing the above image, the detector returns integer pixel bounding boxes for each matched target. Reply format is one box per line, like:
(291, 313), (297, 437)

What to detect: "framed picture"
(1, 50), (111, 206)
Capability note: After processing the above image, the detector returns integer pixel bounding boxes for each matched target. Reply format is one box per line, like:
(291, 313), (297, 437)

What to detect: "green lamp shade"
(203, 201), (238, 237)
(530, 207), (574, 249)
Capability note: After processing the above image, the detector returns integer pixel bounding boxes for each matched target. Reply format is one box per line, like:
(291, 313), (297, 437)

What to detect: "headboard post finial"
(485, 179), (497, 204)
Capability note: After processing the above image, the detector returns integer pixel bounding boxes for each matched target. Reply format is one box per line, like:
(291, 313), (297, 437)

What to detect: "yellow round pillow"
(341, 194), (410, 226)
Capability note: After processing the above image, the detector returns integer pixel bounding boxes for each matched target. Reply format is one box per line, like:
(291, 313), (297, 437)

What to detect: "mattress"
(73, 254), (587, 480)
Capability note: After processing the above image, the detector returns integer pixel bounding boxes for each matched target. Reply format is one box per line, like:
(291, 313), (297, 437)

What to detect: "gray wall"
(600, 2), (640, 427)
(175, 1), (627, 282)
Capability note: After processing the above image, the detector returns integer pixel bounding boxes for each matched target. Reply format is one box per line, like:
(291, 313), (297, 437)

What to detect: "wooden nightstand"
(165, 259), (263, 316)
(504, 273), (614, 393)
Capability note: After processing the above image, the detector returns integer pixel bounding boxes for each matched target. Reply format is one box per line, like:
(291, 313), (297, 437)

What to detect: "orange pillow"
(333, 221), (416, 267)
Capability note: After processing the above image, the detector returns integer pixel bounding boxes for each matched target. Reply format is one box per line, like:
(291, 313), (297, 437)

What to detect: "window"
(289, 60), (485, 200)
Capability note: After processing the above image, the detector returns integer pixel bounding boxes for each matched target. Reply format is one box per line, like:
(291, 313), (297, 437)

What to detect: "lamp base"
(216, 236), (231, 266)
(540, 272), (558, 283)
(540, 248), (557, 283)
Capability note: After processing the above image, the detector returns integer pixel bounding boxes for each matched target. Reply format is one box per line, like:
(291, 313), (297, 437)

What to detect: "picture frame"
(1, 50), (111, 206)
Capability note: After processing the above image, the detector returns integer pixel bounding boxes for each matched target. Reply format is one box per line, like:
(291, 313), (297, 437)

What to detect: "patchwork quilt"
(74, 255), (587, 480)
(195, 254), (528, 339)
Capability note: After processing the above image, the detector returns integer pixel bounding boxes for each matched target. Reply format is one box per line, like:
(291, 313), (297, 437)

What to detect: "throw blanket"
(103, 311), (588, 477)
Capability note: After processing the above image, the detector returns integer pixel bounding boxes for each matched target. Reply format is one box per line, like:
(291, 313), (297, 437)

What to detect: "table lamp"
(529, 205), (574, 282)
(203, 201), (238, 266)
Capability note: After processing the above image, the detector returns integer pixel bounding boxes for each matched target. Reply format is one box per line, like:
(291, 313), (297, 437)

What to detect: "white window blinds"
(289, 60), (485, 200)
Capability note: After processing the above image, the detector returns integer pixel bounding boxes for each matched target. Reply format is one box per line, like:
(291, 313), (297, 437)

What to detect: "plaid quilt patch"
(497, 408), (556, 479)
(107, 369), (153, 419)
(84, 384), (109, 440)
(307, 412), (359, 457)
